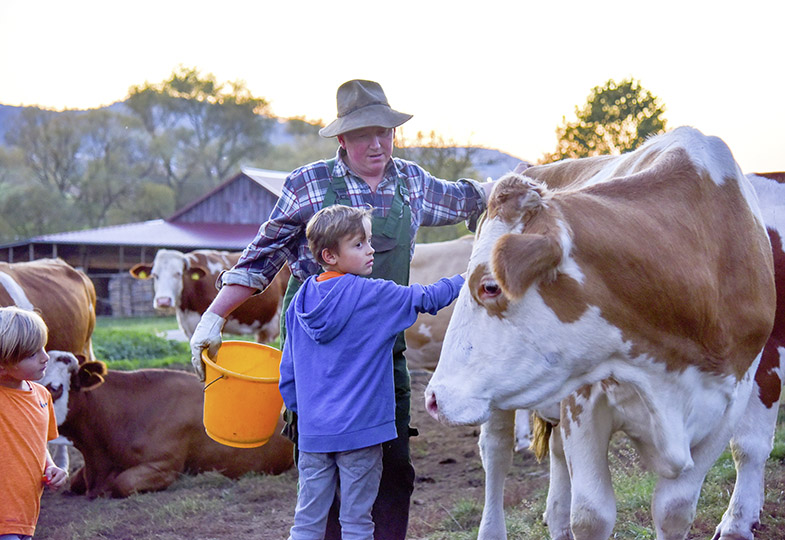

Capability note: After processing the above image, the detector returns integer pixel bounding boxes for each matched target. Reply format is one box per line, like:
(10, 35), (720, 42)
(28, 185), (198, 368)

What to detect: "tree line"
(0, 67), (666, 243)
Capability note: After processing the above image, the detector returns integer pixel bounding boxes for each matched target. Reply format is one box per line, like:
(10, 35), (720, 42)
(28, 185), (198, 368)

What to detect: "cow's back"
(61, 368), (293, 492)
(0, 258), (96, 359)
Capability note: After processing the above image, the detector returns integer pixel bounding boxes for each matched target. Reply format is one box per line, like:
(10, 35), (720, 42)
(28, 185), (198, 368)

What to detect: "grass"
(92, 315), (274, 370)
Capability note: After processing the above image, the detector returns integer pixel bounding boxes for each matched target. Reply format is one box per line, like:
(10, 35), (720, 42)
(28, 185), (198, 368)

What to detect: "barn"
(0, 167), (287, 315)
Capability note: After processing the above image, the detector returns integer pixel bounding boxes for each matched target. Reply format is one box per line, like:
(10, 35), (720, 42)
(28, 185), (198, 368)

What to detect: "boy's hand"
(43, 465), (68, 490)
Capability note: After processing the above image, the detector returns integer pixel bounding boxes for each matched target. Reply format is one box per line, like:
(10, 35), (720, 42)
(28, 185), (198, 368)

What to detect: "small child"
(0, 306), (68, 540)
(280, 205), (465, 539)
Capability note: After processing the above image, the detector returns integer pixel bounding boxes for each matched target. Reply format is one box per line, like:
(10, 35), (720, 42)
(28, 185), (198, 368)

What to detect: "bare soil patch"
(35, 371), (784, 539)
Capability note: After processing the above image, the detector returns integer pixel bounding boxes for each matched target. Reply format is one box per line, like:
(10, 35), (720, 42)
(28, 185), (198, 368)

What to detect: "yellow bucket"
(202, 341), (283, 448)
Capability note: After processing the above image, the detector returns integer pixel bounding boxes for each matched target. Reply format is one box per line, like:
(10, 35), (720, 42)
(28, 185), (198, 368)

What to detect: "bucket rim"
(202, 341), (281, 383)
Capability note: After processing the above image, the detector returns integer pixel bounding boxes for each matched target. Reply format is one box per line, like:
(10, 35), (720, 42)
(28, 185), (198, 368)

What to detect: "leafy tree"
(125, 66), (274, 206)
(545, 78), (667, 162)
(259, 116), (336, 172)
(4, 107), (83, 196)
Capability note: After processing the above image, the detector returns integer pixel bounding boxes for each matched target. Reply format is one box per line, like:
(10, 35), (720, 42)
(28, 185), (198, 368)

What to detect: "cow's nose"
(155, 297), (173, 308)
(425, 389), (440, 421)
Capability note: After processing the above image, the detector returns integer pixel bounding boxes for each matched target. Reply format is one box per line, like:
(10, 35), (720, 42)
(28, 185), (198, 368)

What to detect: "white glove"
(190, 312), (225, 382)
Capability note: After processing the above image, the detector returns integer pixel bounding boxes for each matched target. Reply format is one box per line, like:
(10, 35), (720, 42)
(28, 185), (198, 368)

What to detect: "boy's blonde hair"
(306, 205), (373, 267)
(0, 306), (48, 366)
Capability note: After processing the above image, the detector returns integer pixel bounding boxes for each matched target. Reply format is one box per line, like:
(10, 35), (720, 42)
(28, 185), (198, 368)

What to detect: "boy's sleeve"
(413, 274), (465, 315)
(278, 310), (297, 414)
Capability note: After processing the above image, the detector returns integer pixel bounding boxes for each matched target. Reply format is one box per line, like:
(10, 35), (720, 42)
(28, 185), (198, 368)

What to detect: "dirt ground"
(35, 370), (549, 539)
(35, 370), (784, 539)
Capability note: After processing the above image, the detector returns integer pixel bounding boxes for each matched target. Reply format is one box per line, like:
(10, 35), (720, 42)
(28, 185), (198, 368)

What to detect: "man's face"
(339, 126), (394, 179)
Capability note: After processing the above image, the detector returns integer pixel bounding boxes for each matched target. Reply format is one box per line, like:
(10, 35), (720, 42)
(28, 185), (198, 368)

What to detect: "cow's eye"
(480, 279), (501, 299)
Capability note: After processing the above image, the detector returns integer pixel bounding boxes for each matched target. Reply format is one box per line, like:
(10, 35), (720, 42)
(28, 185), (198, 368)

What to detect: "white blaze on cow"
(130, 249), (290, 343)
(425, 127), (776, 540)
(39, 351), (294, 498)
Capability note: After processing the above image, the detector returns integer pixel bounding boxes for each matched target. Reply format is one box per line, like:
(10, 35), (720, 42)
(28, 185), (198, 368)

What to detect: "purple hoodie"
(279, 273), (464, 453)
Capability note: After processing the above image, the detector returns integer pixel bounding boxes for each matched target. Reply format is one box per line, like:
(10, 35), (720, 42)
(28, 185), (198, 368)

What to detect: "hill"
(0, 103), (528, 181)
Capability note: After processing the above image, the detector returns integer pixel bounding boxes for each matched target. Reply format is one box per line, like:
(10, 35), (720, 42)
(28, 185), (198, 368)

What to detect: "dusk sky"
(1, 0), (782, 172)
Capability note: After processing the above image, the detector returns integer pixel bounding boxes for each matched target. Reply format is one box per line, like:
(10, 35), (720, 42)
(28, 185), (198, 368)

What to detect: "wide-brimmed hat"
(319, 79), (413, 138)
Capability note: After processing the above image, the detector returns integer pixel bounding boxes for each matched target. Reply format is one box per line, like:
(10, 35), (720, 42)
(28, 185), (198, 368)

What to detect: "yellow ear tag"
(191, 272), (201, 280)
(139, 271), (148, 279)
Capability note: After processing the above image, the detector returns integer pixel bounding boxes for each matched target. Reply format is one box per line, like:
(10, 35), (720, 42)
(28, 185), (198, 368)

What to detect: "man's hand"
(189, 312), (226, 381)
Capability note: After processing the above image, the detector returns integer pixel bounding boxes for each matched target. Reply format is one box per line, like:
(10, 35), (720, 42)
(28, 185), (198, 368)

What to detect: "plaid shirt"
(221, 148), (487, 291)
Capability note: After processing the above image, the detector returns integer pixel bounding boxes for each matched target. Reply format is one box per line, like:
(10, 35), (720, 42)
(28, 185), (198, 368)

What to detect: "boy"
(0, 307), (68, 540)
(280, 205), (464, 539)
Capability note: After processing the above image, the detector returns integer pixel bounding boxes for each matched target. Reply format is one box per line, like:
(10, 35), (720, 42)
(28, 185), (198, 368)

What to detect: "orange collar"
(316, 271), (345, 282)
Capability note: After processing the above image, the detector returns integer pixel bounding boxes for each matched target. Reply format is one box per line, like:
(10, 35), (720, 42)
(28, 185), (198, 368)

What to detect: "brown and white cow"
(40, 351), (294, 498)
(425, 127), (776, 540)
(0, 258), (96, 360)
(0, 258), (97, 470)
(130, 249), (290, 343)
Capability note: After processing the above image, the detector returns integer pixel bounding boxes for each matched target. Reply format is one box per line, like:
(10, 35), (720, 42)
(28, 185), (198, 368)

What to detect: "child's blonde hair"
(306, 205), (373, 266)
(0, 306), (48, 366)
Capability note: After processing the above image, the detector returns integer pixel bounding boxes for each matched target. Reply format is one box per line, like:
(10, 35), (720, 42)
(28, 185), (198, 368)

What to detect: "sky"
(1, 0), (783, 172)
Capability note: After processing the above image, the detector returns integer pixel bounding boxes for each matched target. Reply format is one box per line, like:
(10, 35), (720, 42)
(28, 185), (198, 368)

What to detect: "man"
(190, 79), (493, 540)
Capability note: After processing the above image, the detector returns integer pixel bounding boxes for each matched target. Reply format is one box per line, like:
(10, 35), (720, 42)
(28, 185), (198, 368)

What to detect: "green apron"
(280, 159), (413, 441)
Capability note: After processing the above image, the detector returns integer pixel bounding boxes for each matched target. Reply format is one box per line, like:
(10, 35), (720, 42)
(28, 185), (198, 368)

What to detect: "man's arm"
(189, 284), (257, 381)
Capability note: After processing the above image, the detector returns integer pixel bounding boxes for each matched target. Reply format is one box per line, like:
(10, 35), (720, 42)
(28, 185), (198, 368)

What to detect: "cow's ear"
(188, 266), (207, 281)
(492, 232), (562, 299)
(129, 263), (153, 280)
(74, 361), (108, 391)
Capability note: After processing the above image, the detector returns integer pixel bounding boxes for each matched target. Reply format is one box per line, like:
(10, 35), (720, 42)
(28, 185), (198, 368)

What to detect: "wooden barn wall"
(174, 177), (278, 225)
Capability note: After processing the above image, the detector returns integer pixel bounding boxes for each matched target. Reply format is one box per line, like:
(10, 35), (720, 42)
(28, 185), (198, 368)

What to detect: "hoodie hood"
(292, 274), (363, 343)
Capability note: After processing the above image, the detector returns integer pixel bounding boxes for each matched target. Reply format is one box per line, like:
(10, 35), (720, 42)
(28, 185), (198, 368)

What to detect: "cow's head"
(40, 351), (107, 425)
(130, 250), (206, 314)
(425, 174), (612, 425)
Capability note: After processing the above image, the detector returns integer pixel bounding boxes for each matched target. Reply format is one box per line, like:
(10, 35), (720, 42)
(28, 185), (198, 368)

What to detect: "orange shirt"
(0, 381), (58, 536)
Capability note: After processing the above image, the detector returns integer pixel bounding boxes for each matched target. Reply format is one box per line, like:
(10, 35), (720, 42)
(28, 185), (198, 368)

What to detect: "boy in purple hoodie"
(280, 204), (464, 539)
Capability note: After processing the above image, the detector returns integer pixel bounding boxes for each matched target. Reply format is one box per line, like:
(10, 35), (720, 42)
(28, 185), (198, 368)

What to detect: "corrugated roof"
(23, 220), (260, 251)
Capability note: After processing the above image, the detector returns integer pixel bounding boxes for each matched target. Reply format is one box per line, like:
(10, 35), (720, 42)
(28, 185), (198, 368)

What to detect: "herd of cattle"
(0, 127), (782, 539)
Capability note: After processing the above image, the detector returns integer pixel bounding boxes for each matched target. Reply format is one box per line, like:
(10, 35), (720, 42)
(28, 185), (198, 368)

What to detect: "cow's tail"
(529, 414), (553, 462)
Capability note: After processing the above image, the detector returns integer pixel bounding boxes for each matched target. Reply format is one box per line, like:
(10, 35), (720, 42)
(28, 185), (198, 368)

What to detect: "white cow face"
(425, 175), (627, 426)
(39, 351), (79, 426)
(149, 250), (189, 314)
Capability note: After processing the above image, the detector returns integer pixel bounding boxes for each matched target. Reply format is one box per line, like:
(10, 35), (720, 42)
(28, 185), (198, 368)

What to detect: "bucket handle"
(204, 374), (224, 392)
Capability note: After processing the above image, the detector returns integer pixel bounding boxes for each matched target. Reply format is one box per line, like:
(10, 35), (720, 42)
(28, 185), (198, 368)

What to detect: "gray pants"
(289, 445), (383, 540)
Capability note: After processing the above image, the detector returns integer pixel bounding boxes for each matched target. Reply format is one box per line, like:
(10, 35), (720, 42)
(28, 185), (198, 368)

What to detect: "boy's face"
(0, 347), (50, 388)
(325, 218), (375, 276)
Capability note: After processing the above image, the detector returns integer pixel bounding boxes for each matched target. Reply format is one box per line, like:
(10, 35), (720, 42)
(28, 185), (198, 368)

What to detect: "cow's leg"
(712, 380), (782, 540)
(544, 425), (572, 540)
(477, 408), (515, 540)
(110, 462), (181, 497)
(651, 384), (760, 540)
(561, 391), (615, 540)
(513, 409), (531, 452)
(48, 436), (72, 471)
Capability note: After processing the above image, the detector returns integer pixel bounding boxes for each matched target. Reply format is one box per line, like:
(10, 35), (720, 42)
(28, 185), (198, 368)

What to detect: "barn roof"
(19, 219), (260, 251)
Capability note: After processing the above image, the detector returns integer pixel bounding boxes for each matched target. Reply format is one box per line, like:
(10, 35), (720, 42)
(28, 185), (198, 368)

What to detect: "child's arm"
(411, 274), (465, 315)
(278, 311), (297, 414)
(43, 448), (68, 489)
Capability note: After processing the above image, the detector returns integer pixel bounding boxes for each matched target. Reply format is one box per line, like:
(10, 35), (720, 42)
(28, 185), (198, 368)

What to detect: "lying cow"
(425, 127), (776, 540)
(0, 258), (97, 471)
(130, 249), (290, 343)
(40, 351), (294, 498)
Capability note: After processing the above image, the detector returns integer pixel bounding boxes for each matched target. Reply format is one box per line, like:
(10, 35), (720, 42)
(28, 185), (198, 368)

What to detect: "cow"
(406, 235), (475, 371)
(129, 249), (290, 343)
(0, 258), (97, 471)
(39, 350), (294, 498)
(0, 258), (96, 360)
(424, 126), (777, 540)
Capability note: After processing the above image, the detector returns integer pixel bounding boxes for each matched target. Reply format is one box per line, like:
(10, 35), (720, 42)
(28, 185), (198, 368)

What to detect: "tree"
(395, 131), (480, 243)
(545, 78), (667, 162)
(125, 66), (274, 207)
